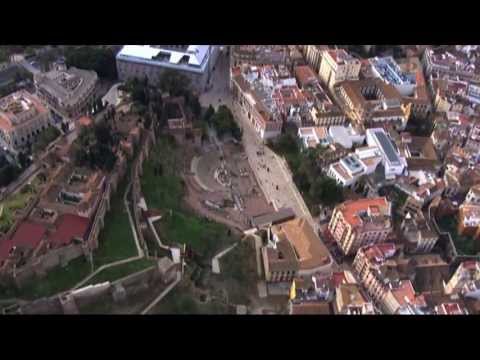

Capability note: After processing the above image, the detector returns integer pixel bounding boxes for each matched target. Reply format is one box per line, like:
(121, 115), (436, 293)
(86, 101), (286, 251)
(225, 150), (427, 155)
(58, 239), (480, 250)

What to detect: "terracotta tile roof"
(291, 301), (331, 315)
(337, 197), (390, 228)
(391, 280), (427, 308)
(337, 283), (367, 307)
(0, 221), (47, 262)
(48, 214), (90, 247)
(436, 302), (466, 315)
(271, 218), (332, 271)
(78, 116), (93, 127)
(294, 65), (318, 88)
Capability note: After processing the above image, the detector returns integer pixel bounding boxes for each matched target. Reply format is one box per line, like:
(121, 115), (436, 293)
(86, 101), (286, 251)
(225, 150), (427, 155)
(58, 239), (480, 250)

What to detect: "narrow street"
(198, 50), (316, 231)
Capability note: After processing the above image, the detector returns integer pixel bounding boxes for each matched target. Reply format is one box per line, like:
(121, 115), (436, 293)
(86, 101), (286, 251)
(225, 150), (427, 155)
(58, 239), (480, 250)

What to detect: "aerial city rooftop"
(0, 44), (480, 315)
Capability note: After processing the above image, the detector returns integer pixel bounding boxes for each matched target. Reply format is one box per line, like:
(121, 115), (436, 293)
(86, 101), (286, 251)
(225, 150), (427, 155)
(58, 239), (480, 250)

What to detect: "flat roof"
(368, 128), (401, 165)
(117, 45), (213, 74)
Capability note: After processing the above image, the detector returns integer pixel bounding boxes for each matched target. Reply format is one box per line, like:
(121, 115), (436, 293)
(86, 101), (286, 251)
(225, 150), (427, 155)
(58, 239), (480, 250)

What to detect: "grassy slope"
(141, 136), (236, 260)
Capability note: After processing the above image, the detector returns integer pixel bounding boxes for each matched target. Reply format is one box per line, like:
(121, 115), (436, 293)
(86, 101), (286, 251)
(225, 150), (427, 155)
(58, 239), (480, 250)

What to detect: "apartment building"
(0, 90), (51, 152)
(117, 45), (219, 92)
(230, 45), (288, 67)
(261, 217), (333, 282)
(338, 79), (411, 130)
(304, 45), (329, 73)
(465, 184), (480, 205)
(434, 302), (468, 315)
(457, 203), (480, 239)
(231, 65), (298, 140)
(34, 67), (97, 121)
(319, 49), (361, 90)
(444, 261), (480, 296)
(334, 282), (376, 315)
(423, 47), (480, 82)
(396, 134), (440, 172)
(352, 243), (431, 314)
(328, 197), (393, 256)
(400, 210), (439, 253)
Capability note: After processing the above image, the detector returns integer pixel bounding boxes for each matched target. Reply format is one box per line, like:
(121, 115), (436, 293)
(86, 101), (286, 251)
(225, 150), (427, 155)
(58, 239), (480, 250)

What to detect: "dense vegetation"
(32, 126), (61, 154)
(269, 133), (344, 214)
(206, 105), (242, 140)
(73, 122), (119, 171)
(65, 46), (118, 80)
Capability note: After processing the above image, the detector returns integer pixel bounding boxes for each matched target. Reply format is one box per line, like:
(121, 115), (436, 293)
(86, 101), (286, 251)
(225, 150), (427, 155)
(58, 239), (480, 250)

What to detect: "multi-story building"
(400, 210), (439, 253)
(231, 64), (302, 140)
(353, 243), (430, 314)
(338, 79), (412, 131)
(327, 147), (382, 188)
(397, 56), (432, 119)
(294, 66), (346, 126)
(34, 67), (97, 121)
(334, 282), (376, 315)
(116, 45), (219, 92)
(457, 203), (480, 240)
(230, 45), (288, 67)
(434, 302), (468, 315)
(297, 126), (329, 149)
(423, 47), (480, 82)
(444, 261), (480, 296)
(0, 90), (51, 152)
(465, 184), (480, 205)
(396, 134), (441, 173)
(304, 45), (329, 73)
(328, 197), (393, 256)
(261, 217), (333, 282)
(369, 56), (417, 96)
(395, 171), (445, 208)
(319, 49), (361, 90)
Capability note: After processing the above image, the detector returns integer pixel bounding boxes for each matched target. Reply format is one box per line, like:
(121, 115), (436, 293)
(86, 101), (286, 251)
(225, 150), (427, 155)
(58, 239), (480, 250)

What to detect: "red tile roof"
(48, 214), (90, 247)
(78, 116), (93, 127)
(0, 221), (47, 262)
(294, 65), (317, 88)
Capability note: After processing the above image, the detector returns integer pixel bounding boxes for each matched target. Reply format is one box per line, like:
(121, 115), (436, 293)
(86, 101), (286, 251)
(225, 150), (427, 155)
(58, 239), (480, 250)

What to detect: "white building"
(328, 125), (365, 149)
(116, 45), (219, 92)
(327, 146), (382, 187)
(366, 128), (407, 179)
(297, 126), (329, 149)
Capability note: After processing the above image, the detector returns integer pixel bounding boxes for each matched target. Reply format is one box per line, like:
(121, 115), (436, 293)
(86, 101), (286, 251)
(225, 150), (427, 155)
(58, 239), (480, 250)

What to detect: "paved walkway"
(124, 181), (145, 258)
(140, 271), (182, 315)
(72, 255), (143, 290)
(211, 243), (238, 274)
(251, 234), (263, 277)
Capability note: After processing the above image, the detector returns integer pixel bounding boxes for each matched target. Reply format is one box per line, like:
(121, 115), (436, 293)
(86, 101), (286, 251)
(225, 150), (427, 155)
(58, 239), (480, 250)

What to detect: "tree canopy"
(158, 70), (191, 97)
(65, 46), (118, 80)
(209, 105), (242, 140)
(32, 126), (60, 154)
(74, 122), (118, 171)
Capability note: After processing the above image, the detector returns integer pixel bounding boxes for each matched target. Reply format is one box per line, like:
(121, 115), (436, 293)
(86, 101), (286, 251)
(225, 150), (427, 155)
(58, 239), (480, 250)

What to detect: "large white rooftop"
(117, 45), (212, 72)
